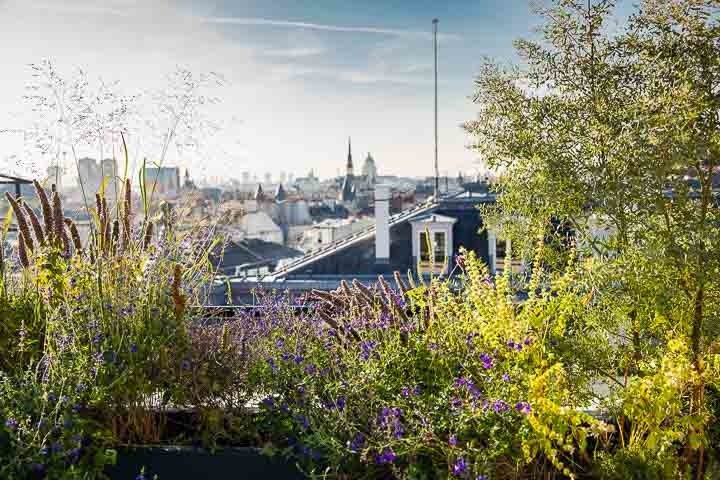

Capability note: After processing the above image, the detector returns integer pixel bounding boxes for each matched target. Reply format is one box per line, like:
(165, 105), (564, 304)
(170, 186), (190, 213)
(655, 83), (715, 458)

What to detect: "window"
(419, 230), (447, 265)
(433, 231), (446, 263)
(419, 231), (431, 262)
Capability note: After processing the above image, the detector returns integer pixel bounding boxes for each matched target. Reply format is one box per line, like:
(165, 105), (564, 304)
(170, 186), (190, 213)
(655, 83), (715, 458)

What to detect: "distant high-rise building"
(264, 172), (272, 185)
(78, 157), (100, 190)
(100, 158), (117, 180)
(144, 167), (180, 194)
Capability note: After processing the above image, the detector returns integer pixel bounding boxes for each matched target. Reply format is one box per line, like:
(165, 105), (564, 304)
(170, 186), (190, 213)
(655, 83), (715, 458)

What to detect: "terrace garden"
(1, 1), (720, 478)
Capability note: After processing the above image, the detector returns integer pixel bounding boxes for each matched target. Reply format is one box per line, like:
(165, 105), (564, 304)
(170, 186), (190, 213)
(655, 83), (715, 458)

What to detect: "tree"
(465, 0), (720, 475)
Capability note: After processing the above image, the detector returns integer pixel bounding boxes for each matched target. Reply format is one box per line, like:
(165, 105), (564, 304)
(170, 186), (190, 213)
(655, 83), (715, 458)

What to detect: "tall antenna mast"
(432, 18), (439, 199)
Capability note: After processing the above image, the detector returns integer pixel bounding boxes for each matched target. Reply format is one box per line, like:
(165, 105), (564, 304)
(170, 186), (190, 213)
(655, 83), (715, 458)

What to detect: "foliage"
(465, 0), (720, 476)
(243, 251), (610, 479)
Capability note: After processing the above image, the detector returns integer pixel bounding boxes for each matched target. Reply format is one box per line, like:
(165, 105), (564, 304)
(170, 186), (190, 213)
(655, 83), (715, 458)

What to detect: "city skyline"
(0, 0), (633, 182)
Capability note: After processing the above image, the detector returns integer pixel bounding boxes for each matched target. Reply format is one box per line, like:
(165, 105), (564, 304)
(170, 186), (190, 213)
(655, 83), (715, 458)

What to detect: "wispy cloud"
(197, 16), (460, 41)
(271, 64), (431, 86)
(263, 46), (326, 58)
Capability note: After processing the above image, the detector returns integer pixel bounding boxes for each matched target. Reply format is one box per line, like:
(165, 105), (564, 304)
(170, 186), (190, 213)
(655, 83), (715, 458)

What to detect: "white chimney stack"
(375, 184), (390, 264)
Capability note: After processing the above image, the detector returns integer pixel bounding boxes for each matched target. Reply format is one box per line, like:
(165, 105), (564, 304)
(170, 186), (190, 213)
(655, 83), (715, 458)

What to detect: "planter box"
(106, 446), (304, 480)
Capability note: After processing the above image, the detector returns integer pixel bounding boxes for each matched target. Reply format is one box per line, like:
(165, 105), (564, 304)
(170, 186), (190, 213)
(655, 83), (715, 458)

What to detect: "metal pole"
(432, 19), (439, 199)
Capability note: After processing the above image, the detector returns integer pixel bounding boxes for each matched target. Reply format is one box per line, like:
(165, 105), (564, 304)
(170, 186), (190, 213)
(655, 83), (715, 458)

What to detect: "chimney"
(375, 184), (390, 264)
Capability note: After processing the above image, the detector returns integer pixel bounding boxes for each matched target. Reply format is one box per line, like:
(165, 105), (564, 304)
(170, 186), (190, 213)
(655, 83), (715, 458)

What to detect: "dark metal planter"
(106, 446), (305, 479)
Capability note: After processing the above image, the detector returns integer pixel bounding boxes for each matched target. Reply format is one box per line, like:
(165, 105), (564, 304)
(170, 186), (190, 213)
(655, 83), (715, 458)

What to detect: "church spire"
(346, 137), (353, 176)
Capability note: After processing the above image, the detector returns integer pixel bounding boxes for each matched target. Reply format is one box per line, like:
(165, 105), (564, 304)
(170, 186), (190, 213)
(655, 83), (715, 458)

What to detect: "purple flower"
(293, 355), (304, 364)
(5, 418), (18, 430)
(296, 415), (310, 430)
(335, 396), (346, 412)
(375, 447), (396, 465)
(349, 433), (365, 452)
(516, 401), (532, 415)
(477, 476), (489, 480)
(480, 353), (493, 369)
(449, 435), (457, 446)
(266, 358), (278, 371)
(452, 457), (468, 476)
(47, 393), (58, 402)
(524, 337), (532, 346)
(130, 343), (138, 353)
(493, 400), (510, 413)
(429, 342), (439, 350)
(551, 339), (558, 347)
(507, 341), (515, 349)
(515, 343), (523, 352)
(181, 360), (191, 370)
(451, 397), (462, 408)
(281, 353), (291, 361)
(262, 396), (274, 408)
(502, 374), (511, 382)
(401, 387), (411, 398)
(275, 339), (284, 348)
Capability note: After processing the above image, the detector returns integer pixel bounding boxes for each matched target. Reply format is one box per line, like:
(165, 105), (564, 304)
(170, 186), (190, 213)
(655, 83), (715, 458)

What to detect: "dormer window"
(411, 214), (457, 275)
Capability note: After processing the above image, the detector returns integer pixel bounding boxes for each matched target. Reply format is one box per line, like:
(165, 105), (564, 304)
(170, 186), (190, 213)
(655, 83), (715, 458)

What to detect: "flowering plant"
(247, 250), (605, 478)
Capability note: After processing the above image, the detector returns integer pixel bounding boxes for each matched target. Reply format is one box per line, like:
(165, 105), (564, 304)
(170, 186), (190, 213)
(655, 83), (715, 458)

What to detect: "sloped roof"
(269, 199), (439, 279)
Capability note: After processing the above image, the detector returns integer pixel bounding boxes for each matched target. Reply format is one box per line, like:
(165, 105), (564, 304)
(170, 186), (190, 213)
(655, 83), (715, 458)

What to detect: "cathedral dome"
(361, 152), (377, 182)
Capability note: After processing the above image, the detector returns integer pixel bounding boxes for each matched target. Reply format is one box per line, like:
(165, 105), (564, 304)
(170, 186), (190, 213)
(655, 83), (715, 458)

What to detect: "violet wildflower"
(349, 433), (365, 452)
(493, 400), (510, 413)
(516, 402), (532, 415)
(507, 341), (515, 349)
(335, 396), (346, 411)
(293, 355), (304, 364)
(130, 343), (138, 353)
(401, 387), (411, 398)
(451, 397), (462, 408)
(515, 343), (523, 352)
(375, 447), (396, 465)
(5, 418), (18, 430)
(477, 476), (489, 480)
(449, 435), (458, 446)
(296, 415), (310, 430)
(276, 338), (284, 348)
(266, 358), (278, 371)
(502, 373), (511, 382)
(429, 342), (439, 350)
(452, 457), (468, 476)
(524, 337), (532, 346)
(180, 360), (191, 370)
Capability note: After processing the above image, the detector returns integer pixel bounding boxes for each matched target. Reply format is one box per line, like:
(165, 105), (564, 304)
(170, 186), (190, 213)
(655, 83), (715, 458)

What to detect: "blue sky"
(0, 0), (635, 183)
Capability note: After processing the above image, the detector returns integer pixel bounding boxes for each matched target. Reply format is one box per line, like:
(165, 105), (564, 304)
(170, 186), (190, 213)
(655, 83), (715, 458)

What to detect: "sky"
(0, 0), (633, 183)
